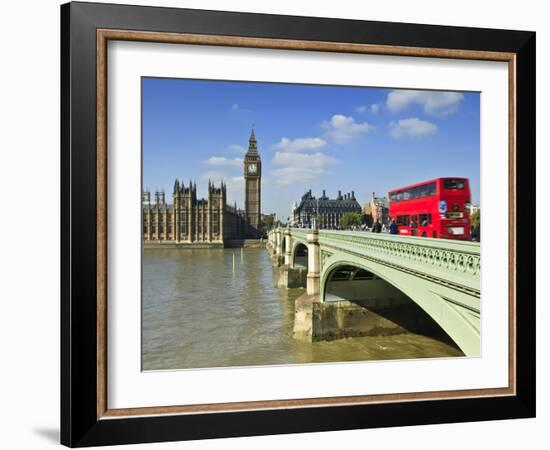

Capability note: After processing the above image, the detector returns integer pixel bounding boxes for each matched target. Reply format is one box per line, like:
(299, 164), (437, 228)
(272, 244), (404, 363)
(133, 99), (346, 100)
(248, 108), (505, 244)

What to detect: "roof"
(295, 192), (361, 214)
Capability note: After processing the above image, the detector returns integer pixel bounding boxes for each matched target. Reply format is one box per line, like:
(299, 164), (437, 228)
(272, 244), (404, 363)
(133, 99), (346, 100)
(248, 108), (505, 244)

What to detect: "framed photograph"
(61, 1), (535, 447)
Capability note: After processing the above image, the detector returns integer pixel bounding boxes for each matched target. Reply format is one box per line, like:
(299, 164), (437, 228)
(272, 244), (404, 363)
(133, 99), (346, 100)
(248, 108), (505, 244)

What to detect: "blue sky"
(143, 78), (480, 220)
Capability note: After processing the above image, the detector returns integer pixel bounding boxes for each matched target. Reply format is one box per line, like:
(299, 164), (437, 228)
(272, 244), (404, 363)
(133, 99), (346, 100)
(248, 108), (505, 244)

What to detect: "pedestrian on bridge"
(389, 218), (398, 235)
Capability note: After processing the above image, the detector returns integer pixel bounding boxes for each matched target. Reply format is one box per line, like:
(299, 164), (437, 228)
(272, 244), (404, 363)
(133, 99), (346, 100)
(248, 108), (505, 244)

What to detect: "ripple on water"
(142, 248), (463, 370)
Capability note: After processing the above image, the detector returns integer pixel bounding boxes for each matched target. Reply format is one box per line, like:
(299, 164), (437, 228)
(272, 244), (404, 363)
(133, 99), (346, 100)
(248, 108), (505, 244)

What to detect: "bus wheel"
(421, 232), (427, 237)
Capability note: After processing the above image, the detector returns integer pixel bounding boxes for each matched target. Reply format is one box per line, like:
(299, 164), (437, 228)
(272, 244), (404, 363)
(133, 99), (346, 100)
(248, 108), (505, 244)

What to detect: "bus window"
(422, 182), (436, 197)
(396, 215), (409, 226)
(390, 182), (437, 202)
(419, 213), (432, 226)
(443, 179), (465, 189)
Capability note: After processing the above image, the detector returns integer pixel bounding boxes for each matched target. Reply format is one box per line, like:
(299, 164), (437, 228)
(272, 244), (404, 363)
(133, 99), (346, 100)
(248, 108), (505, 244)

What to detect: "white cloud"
(273, 151), (337, 168)
(386, 90), (464, 116)
(389, 117), (437, 139)
(356, 104), (381, 114)
(226, 144), (245, 154)
(322, 114), (371, 144)
(272, 137), (327, 153)
(271, 151), (338, 185)
(205, 156), (243, 167)
(270, 166), (326, 185)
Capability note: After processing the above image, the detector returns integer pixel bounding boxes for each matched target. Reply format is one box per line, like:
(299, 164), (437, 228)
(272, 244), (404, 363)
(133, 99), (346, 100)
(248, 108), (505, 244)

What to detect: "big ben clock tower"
(244, 127), (261, 234)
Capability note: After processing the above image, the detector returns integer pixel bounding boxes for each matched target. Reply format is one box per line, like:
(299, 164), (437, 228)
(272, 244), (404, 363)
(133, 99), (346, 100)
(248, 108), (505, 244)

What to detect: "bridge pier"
(267, 228), (283, 266)
(277, 228), (307, 287)
(293, 293), (411, 342)
(266, 230), (276, 258)
(273, 228), (284, 266)
(278, 265), (308, 288)
(306, 229), (320, 296)
(284, 227), (291, 266)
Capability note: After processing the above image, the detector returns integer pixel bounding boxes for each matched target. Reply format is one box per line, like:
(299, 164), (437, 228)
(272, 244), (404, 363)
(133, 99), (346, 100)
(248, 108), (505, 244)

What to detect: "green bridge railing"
(288, 228), (480, 297)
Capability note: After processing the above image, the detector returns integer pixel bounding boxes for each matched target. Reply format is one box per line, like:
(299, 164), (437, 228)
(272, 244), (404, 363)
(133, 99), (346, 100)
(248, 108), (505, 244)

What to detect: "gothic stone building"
(143, 129), (262, 245)
(292, 189), (361, 229)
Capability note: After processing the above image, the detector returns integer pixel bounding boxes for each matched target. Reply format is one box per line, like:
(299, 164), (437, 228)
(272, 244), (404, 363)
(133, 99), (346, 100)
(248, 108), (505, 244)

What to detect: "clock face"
(248, 163), (257, 174)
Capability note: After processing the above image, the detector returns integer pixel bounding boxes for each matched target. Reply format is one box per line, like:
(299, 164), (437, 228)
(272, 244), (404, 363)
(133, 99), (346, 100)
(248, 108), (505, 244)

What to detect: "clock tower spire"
(244, 126), (261, 235)
(248, 125), (257, 152)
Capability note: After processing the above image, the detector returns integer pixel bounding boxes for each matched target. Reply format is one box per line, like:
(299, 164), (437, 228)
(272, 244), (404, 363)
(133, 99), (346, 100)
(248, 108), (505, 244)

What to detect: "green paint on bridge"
(267, 227), (481, 357)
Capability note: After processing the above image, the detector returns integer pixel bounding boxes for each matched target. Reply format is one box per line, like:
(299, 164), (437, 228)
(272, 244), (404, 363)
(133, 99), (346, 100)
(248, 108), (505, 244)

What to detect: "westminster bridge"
(266, 227), (481, 356)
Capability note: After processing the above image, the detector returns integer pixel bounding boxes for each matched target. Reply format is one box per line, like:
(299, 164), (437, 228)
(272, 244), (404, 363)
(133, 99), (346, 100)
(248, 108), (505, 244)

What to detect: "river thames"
(142, 247), (462, 370)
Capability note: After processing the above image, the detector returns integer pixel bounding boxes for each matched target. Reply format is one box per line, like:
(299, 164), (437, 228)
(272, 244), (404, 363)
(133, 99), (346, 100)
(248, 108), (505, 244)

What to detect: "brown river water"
(142, 247), (462, 370)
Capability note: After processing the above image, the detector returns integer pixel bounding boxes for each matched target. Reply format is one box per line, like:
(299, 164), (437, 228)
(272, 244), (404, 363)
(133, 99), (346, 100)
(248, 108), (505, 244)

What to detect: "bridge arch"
(324, 264), (402, 302)
(322, 259), (419, 305)
(290, 238), (308, 268)
(320, 257), (477, 355)
(293, 242), (308, 268)
(281, 235), (288, 257)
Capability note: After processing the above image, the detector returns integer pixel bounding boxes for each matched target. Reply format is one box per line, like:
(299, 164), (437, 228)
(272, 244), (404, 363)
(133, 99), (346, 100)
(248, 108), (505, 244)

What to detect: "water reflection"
(142, 248), (462, 370)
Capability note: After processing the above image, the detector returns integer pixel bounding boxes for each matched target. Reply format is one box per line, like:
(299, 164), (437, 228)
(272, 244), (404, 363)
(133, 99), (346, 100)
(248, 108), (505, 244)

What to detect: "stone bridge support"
(284, 228), (292, 266)
(306, 229), (320, 296)
(275, 229), (284, 266)
(267, 229), (277, 257)
(268, 228), (284, 266)
(278, 228), (307, 288)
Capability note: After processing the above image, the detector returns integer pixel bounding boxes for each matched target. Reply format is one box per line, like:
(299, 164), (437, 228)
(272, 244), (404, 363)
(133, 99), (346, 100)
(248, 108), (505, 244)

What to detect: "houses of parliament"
(142, 128), (262, 246)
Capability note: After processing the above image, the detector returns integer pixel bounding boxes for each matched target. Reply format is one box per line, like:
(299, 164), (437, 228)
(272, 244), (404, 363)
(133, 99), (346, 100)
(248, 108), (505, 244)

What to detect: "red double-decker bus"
(388, 178), (471, 240)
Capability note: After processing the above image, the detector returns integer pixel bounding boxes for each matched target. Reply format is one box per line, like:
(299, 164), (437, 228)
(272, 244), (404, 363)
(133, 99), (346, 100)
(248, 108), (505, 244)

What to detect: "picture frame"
(60, 1), (535, 447)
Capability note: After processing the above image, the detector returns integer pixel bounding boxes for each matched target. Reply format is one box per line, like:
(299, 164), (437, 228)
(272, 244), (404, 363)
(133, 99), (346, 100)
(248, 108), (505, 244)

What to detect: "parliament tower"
(244, 127), (262, 234)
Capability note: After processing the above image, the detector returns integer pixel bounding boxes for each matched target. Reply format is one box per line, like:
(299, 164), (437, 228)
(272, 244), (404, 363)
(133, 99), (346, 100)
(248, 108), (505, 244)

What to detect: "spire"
(247, 124), (258, 154)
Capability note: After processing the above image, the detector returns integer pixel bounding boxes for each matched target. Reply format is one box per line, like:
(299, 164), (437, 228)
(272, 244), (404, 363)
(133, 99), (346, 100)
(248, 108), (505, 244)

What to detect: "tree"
(340, 212), (362, 229)
(471, 210), (480, 229)
(260, 214), (275, 232)
(470, 209), (480, 242)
